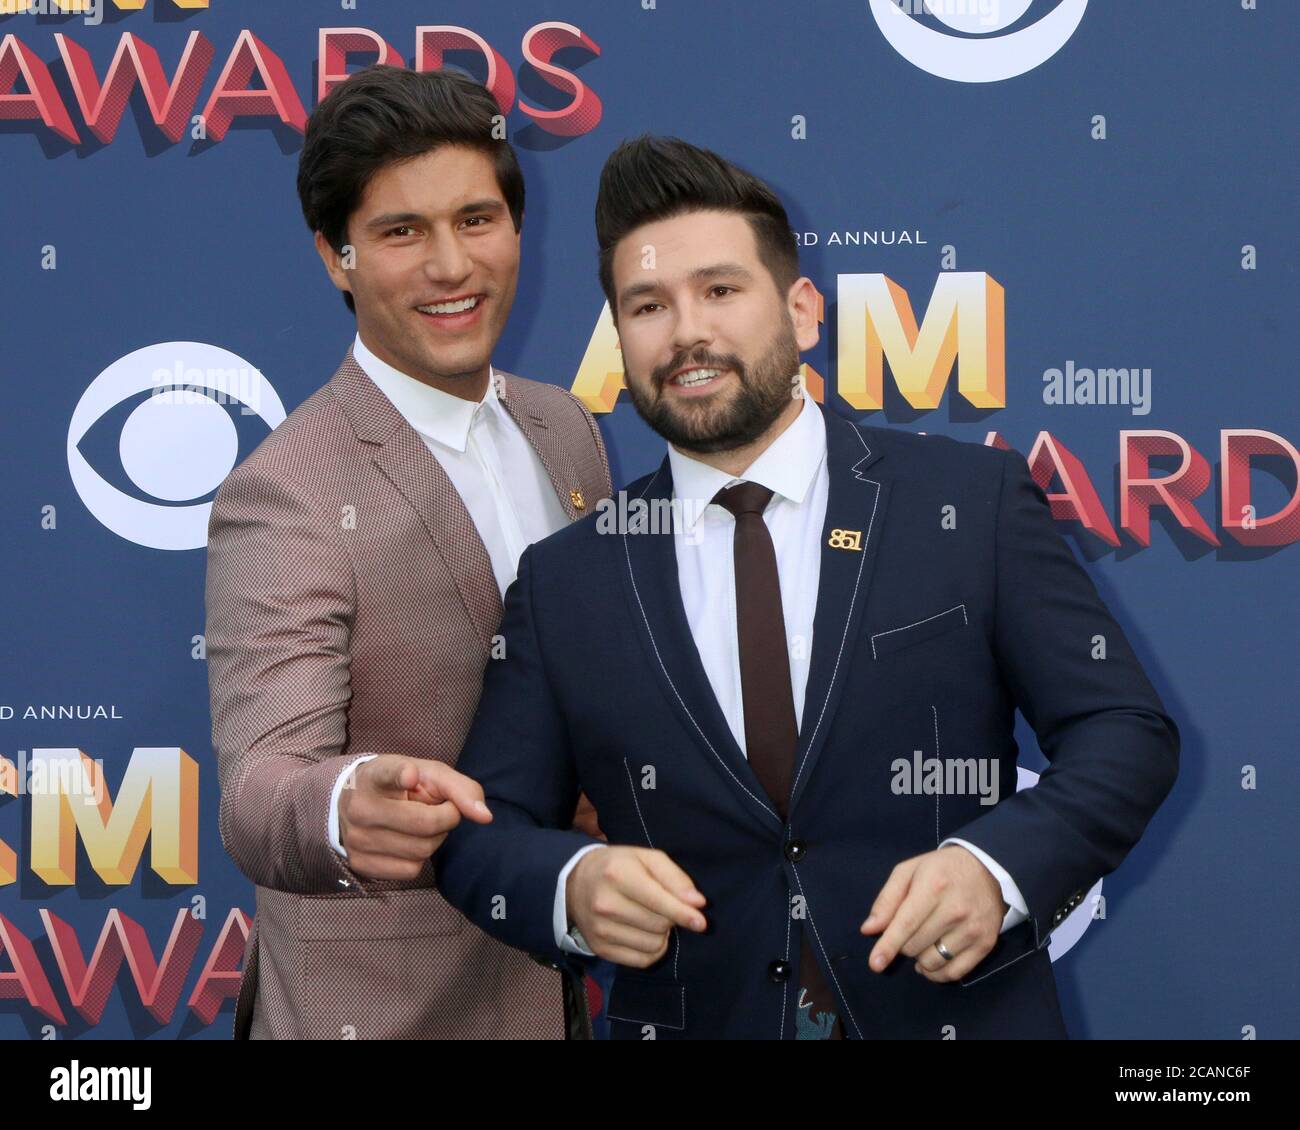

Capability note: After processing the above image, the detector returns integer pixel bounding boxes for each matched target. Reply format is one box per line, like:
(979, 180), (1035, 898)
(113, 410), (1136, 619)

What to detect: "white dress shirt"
(555, 394), (1028, 955)
(327, 333), (571, 859)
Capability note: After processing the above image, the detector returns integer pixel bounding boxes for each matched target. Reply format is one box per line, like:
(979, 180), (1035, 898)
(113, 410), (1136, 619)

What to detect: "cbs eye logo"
(869, 0), (1089, 83)
(67, 342), (286, 551)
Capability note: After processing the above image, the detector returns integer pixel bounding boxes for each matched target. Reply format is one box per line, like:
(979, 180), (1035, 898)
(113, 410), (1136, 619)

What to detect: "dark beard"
(624, 315), (802, 455)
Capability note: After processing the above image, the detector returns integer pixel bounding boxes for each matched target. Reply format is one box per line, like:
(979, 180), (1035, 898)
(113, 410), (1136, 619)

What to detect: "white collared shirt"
(668, 389), (828, 751)
(555, 394), (1028, 953)
(352, 332), (570, 598)
(328, 333), (571, 860)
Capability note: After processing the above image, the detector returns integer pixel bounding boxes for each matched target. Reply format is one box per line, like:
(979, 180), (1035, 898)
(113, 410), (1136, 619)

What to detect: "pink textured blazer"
(205, 349), (612, 1039)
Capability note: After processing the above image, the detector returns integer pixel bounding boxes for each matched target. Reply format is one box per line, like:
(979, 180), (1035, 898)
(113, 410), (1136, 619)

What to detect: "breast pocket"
(605, 974), (686, 1038)
(871, 603), (969, 660)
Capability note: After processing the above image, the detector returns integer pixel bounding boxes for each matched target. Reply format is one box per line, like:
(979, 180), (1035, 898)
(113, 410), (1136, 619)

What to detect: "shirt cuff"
(940, 837), (1029, 932)
(553, 843), (608, 954)
(328, 754), (380, 859)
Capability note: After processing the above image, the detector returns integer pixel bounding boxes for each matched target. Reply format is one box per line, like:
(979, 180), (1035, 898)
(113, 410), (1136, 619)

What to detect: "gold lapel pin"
(570, 488), (586, 511)
(828, 527), (863, 551)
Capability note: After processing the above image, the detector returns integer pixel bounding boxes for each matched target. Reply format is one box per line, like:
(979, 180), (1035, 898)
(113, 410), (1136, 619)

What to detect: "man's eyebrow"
(455, 198), (507, 216)
(617, 262), (756, 307)
(363, 200), (507, 231)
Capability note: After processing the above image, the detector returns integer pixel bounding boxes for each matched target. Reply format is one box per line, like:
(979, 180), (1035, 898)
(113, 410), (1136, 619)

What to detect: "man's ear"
(313, 230), (354, 299)
(788, 276), (821, 352)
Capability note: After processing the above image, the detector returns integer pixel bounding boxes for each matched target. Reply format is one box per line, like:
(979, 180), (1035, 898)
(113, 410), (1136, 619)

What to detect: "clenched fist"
(338, 755), (491, 881)
(565, 845), (707, 967)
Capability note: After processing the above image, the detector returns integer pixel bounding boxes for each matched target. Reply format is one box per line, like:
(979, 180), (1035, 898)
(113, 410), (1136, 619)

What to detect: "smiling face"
(611, 210), (819, 456)
(315, 144), (519, 398)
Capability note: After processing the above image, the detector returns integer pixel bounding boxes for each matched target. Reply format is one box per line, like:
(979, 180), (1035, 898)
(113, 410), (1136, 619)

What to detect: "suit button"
(1052, 909), (1066, 925)
(768, 960), (792, 983)
(784, 840), (807, 862)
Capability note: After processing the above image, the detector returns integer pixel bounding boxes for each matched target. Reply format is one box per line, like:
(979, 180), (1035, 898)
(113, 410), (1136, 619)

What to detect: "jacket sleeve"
(948, 447), (1180, 946)
(434, 542), (602, 964)
(205, 460), (378, 896)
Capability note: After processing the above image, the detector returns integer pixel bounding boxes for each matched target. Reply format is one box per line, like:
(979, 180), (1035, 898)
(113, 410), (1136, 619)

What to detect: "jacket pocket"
(606, 975), (686, 1031)
(871, 603), (968, 660)
(295, 886), (466, 941)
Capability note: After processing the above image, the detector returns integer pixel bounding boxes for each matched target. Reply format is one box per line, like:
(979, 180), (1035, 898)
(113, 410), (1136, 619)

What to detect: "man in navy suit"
(435, 136), (1179, 1039)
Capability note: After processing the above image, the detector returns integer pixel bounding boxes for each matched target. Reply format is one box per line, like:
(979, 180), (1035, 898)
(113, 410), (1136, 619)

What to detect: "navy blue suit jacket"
(436, 404), (1179, 1039)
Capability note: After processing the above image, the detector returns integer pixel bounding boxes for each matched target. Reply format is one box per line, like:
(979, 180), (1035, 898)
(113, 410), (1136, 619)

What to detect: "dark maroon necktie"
(713, 481), (844, 1040)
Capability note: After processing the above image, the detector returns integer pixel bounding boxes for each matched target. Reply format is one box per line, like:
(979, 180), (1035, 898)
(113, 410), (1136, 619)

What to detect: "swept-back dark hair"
(298, 65), (524, 314)
(594, 135), (799, 319)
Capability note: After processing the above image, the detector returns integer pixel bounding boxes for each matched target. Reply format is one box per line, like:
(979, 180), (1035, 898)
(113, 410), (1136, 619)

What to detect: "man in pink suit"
(204, 66), (611, 1039)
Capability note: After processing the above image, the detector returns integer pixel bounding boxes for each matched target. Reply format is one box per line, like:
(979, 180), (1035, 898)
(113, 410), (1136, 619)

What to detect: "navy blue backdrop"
(1, 0), (1295, 1039)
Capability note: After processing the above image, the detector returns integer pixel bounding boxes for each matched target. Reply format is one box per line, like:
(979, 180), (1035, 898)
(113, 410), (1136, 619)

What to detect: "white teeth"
(673, 368), (722, 387)
(418, 296), (480, 315)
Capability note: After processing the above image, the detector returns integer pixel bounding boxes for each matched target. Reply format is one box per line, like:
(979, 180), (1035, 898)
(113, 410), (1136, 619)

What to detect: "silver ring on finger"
(934, 939), (955, 962)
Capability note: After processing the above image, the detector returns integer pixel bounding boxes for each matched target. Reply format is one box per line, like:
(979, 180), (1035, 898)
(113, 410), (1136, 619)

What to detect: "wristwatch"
(566, 922), (592, 952)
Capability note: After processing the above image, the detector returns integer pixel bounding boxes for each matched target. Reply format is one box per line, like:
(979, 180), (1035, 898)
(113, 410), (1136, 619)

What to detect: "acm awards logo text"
(0, 746), (251, 1032)
(68, 267), (1300, 557)
(0, 2), (602, 146)
(571, 273), (1300, 552)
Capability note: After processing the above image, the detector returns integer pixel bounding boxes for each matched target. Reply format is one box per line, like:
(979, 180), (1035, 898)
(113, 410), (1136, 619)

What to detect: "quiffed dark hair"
(298, 66), (524, 314)
(594, 135), (799, 319)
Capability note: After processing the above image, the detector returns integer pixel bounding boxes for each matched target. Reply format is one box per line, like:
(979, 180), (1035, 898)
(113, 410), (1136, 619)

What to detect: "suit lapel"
(495, 372), (588, 521)
(329, 351), (502, 647)
(618, 456), (783, 833)
(788, 406), (890, 817)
